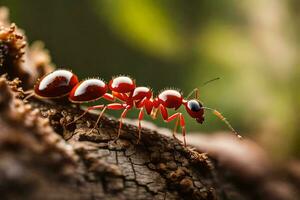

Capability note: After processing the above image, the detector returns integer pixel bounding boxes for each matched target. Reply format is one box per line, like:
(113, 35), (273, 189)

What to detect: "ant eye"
(187, 100), (202, 112)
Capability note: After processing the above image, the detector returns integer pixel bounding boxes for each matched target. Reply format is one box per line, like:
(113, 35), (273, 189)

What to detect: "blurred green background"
(1, 0), (299, 159)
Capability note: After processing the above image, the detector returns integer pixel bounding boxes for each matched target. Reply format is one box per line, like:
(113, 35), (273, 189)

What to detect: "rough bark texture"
(0, 7), (299, 200)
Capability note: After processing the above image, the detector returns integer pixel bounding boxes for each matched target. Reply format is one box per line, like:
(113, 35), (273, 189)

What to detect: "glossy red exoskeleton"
(27, 69), (241, 146)
(28, 69), (112, 112)
(34, 69), (79, 99)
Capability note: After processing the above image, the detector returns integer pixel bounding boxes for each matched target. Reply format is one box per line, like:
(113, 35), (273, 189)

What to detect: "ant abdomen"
(34, 69), (79, 99)
(109, 76), (136, 93)
(69, 79), (108, 103)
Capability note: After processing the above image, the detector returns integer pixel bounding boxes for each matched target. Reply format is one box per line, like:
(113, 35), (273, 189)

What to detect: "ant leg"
(66, 105), (105, 126)
(173, 116), (179, 140)
(159, 106), (186, 145)
(135, 97), (152, 143)
(87, 106), (107, 133)
(115, 106), (131, 141)
(23, 89), (34, 101)
(69, 103), (127, 134)
(24, 89), (34, 95)
(68, 93), (118, 127)
(23, 92), (35, 101)
(74, 91), (123, 131)
(137, 107), (144, 144)
(160, 105), (179, 140)
(204, 107), (242, 139)
(90, 103), (127, 140)
(186, 88), (199, 100)
(159, 104), (168, 120)
(85, 102), (129, 137)
(165, 113), (186, 146)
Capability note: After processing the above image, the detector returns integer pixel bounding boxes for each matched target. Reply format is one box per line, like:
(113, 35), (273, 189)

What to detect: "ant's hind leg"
(96, 103), (128, 141)
(66, 105), (105, 126)
(115, 107), (130, 141)
(137, 108), (144, 144)
(88, 106), (108, 134)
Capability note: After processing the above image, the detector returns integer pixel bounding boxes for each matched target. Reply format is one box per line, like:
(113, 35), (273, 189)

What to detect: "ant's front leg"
(159, 105), (186, 146)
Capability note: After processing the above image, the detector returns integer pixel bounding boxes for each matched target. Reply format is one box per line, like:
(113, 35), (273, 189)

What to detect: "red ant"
(25, 69), (241, 146)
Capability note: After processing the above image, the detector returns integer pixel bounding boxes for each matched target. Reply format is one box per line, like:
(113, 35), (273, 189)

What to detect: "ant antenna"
(201, 77), (220, 87)
(203, 106), (242, 139)
(186, 77), (220, 100)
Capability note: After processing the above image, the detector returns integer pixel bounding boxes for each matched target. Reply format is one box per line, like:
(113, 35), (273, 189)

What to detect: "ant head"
(185, 99), (204, 124)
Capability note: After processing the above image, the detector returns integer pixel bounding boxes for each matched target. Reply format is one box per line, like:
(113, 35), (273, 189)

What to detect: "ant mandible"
(25, 69), (242, 146)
